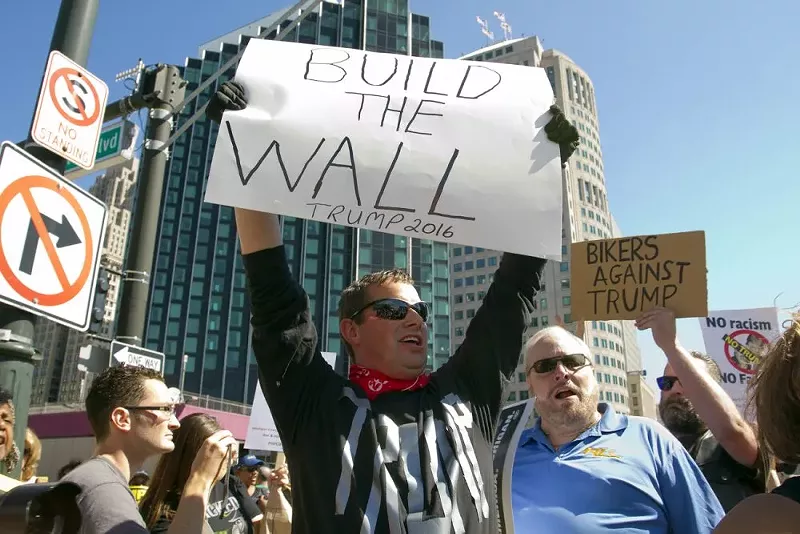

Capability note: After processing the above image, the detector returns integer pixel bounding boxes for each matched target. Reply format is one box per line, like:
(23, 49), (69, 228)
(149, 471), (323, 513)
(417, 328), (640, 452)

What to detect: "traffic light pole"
(0, 0), (99, 479)
(115, 65), (185, 345)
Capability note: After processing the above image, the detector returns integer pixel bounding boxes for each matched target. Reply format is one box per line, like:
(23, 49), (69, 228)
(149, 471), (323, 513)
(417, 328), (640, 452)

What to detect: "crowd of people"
(0, 82), (798, 533)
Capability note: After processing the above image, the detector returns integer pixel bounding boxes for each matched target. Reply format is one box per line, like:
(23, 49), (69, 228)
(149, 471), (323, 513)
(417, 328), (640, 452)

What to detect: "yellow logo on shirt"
(582, 447), (621, 459)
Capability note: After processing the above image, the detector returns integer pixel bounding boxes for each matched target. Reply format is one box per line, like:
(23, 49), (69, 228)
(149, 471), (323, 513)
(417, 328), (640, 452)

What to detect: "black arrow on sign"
(18, 214), (82, 275)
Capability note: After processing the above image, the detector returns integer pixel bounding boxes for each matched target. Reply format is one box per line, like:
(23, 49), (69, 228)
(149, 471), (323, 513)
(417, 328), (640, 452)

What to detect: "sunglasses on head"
(656, 376), (680, 391)
(527, 353), (590, 375)
(351, 298), (429, 323)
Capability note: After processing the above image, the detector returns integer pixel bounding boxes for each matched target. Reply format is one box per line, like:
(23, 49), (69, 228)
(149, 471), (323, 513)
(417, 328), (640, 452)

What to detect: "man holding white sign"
(204, 40), (578, 534)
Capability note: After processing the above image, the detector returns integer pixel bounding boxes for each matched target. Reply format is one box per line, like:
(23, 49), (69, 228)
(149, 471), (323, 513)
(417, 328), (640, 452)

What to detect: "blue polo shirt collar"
(521, 403), (627, 448)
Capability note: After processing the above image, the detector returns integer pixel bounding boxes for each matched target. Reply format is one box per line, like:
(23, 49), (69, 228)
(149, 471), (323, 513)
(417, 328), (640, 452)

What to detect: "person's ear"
(110, 407), (132, 433)
(340, 319), (361, 349)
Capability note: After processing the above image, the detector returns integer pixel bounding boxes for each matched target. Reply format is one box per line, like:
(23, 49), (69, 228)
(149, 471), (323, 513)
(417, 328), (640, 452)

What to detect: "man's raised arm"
(207, 81), (336, 445)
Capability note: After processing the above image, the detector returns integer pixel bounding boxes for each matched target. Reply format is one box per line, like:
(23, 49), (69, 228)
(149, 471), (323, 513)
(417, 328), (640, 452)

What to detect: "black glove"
(206, 81), (248, 124)
(544, 104), (580, 167)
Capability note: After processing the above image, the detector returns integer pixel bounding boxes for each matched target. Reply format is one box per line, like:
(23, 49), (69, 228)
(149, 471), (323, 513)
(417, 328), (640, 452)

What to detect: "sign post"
(109, 340), (165, 374)
(31, 50), (109, 170)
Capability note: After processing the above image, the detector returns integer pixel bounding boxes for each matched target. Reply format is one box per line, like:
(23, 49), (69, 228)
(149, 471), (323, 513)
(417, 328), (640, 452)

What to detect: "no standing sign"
(31, 51), (109, 170)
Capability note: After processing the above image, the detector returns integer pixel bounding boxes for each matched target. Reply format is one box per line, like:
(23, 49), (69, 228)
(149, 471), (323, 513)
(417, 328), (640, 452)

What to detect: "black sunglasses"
(656, 376), (680, 392)
(527, 353), (590, 375)
(351, 298), (429, 323)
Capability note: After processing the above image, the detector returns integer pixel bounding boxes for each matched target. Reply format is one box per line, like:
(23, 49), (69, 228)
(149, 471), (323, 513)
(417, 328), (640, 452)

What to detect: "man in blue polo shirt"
(511, 326), (724, 533)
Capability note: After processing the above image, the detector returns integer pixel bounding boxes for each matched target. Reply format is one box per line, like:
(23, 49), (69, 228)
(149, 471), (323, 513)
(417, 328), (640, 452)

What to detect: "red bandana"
(349, 365), (431, 400)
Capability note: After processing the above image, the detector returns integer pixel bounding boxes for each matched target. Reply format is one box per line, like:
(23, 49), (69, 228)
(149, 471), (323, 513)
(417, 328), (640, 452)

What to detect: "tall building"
(626, 371), (658, 419)
(455, 37), (641, 413)
(144, 1), (449, 405)
(31, 158), (138, 404)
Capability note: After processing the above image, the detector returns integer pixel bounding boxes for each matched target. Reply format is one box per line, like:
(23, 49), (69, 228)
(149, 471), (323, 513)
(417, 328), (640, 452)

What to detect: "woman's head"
(748, 319), (800, 464)
(21, 427), (41, 481)
(139, 413), (222, 527)
(0, 387), (16, 470)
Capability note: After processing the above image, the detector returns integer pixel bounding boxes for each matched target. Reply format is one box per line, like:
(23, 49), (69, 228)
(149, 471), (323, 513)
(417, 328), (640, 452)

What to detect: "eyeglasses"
(350, 298), (429, 323)
(527, 353), (590, 375)
(124, 405), (177, 417)
(656, 376), (680, 392)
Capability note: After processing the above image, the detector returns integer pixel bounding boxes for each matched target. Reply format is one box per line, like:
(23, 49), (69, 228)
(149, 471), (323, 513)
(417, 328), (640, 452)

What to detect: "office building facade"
(456, 37), (641, 413)
(144, 1), (449, 404)
(32, 158), (139, 405)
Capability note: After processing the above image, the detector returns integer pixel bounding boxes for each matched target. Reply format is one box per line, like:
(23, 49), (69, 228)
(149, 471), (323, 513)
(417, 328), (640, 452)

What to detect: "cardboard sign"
(699, 307), (780, 413)
(205, 39), (564, 259)
(570, 231), (708, 320)
(493, 399), (536, 534)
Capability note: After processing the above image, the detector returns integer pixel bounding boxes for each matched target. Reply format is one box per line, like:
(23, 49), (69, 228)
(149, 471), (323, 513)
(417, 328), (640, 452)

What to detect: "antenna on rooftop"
(493, 11), (512, 41)
(476, 16), (494, 45)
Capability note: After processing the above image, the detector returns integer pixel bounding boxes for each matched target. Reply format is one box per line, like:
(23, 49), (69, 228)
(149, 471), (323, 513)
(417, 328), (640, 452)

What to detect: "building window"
(465, 261), (474, 270)
(454, 278), (463, 288)
(464, 246), (473, 254)
(476, 258), (485, 268)
(560, 262), (569, 272)
(561, 279), (570, 289)
(540, 298), (548, 310)
(454, 310), (463, 320)
(562, 296), (571, 306)
(465, 276), (475, 286)
(454, 263), (462, 272)
(455, 327), (464, 336)
(453, 247), (462, 256)
(488, 256), (498, 266)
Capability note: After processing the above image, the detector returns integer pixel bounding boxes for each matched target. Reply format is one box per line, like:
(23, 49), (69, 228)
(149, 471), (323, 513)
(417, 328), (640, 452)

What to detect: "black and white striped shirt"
(245, 246), (543, 534)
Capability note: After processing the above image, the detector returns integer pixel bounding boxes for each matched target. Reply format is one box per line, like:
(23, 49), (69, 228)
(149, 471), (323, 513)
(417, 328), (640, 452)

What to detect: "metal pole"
(115, 65), (185, 345)
(179, 354), (187, 395)
(0, 0), (99, 479)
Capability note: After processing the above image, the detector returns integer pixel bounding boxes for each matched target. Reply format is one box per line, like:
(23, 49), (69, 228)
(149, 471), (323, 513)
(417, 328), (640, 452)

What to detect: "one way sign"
(110, 340), (165, 374)
(0, 142), (107, 330)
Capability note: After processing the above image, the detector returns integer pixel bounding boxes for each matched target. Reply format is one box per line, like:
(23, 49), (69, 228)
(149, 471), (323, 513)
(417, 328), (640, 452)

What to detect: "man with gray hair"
(509, 326), (724, 533)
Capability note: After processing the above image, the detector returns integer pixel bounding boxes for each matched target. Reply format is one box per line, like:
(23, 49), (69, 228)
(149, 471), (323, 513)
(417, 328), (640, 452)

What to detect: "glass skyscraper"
(144, 1), (448, 404)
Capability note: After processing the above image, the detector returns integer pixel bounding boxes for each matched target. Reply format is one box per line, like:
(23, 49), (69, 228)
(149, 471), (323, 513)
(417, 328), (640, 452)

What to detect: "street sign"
(110, 340), (165, 374)
(31, 50), (109, 170)
(0, 142), (108, 330)
(64, 120), (139, 179)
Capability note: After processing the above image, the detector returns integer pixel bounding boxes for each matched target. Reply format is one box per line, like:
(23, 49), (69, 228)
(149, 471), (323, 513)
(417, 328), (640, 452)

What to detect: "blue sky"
(1, 0), (797, 393)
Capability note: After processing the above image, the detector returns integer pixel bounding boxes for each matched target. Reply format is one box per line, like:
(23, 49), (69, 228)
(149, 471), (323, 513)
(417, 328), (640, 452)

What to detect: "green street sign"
(65, 123), (124, 172)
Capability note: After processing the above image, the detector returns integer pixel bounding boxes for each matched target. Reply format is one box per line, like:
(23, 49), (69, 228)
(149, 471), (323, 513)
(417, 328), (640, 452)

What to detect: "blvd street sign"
(31, 51), (109, 170)
(110, 340), (165, 374)
(0, 142), (107, 330)
(64, 120), (139, 178)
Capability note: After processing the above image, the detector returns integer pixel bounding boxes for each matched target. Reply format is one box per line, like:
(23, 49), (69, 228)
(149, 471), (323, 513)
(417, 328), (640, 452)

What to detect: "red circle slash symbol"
(49, 68), (101, 127)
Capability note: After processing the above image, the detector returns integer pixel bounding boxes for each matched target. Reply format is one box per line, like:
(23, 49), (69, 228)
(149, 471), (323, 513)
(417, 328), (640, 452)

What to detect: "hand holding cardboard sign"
(635, 307), (678, 352)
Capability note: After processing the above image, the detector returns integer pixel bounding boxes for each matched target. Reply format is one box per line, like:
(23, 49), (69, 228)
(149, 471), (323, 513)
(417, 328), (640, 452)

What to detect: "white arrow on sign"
(113, 345), (163, 372)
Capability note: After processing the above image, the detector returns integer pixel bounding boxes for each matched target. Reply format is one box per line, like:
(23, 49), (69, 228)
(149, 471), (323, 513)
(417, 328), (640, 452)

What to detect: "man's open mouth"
(400, 335), (423, 346)
(554, 388), (578, 400)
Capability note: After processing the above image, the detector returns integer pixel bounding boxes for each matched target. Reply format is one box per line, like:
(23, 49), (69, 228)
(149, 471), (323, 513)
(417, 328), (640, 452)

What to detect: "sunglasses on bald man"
(527, 353), (591, 375)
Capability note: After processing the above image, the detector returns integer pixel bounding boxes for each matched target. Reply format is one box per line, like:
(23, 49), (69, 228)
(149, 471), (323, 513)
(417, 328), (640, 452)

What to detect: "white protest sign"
(205, 39), (563, 259)
(699, 307), (780, 412)
(245, 352), (338, 452)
